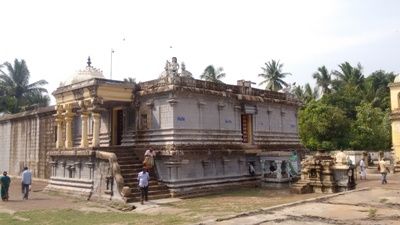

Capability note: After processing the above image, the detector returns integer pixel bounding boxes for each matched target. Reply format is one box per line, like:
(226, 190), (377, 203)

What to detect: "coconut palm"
(312, 66), (331, 95)
(258, 60), (291, 91)
(200, 65), (225, 83)
(0, 59), (49, 113)
(332, 62), (364, 90)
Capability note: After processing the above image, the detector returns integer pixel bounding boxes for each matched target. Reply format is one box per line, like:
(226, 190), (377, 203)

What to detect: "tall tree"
(362, 70), (396, 111)
(312, 66), (331, 95)
(298, 100), (350, 151)
(200, 65), (225, 83)
(0, 59), (49, 113)
(332, 62), (364, 90)
(291, 83), (318, 104)
(258, 60), (291, 91)
(350, 103), (391, 150)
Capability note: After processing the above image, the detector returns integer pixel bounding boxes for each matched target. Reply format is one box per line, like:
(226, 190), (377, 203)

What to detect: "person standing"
(143, 147), (156, 169)
(21, 167), (32, 200)
(137, 167), (150, 205)
(379, 159), (389, 184)
(359, 158), (367, 180)
(0, 171), (11, 201)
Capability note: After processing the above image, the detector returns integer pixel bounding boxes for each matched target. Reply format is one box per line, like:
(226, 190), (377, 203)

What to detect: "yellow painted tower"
(389, 76), (400, 163)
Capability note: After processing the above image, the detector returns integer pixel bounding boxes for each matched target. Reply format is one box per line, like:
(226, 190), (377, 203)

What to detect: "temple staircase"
(112, 149), (171, 203)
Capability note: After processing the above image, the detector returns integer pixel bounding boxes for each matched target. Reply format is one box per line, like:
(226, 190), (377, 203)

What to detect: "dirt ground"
(199, 172), (400, 225)
(0, 179), (82, 213)
(0, 172), (399, 225)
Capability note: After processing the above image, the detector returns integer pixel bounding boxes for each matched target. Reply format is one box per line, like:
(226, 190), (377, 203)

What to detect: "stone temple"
(0, 57), (303, 202)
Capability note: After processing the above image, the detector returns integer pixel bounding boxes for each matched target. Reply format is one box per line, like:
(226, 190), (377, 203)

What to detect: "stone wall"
(0, 106), (55, 178)
(0, 121), (11, 173)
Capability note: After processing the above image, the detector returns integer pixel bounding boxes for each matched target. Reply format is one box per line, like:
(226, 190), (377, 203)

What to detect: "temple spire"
(87, 56), (92, 67)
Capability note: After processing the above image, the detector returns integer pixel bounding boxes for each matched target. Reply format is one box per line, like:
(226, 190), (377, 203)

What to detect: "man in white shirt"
(137, 167), (150, 204)
(21, 167), (32, 200)
(359, 158), (367, 180)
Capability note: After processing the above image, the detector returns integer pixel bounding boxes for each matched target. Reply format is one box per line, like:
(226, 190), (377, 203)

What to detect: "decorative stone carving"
(159, 57), (193, 78)
(180, 62), (193, 78)
(335, 151), (349, 166)
(72, 88), (84, 100)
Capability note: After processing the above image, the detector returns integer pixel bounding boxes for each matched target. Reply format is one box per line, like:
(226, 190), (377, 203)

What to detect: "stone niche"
(291, 150), (356, 194)
(260, 151), (301, 188)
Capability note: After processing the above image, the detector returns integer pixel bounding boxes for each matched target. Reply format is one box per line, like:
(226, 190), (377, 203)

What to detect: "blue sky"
(1, 0), (400, 103)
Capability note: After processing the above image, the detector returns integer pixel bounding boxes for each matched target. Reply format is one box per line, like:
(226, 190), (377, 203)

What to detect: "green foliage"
(291, 83), (318, 104)
(258, 59), (291, 91)
(0, 59), (49, 113)
(312, 65), (331, 96)
(350, 103), (391, 150)
(301, 62), (396, 151)
(299, 101), (350, 151)
(200, 65), (225, 83)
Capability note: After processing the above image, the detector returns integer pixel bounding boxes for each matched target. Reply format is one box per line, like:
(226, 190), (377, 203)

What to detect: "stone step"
(130, 185), (169, 192)
(125, 193), (172, 203)
(124, 180), (160, 186)
(120, 164), (143, 168)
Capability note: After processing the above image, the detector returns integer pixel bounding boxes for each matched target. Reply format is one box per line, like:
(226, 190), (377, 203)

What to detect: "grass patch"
(368, 208), (377, 219)
(0, 209), (188, 225)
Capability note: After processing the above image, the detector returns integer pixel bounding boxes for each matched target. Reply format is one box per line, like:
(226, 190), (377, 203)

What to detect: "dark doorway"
(112, 109), (124, 145)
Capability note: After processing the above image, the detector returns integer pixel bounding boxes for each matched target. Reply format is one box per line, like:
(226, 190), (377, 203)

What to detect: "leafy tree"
(258, 60), (291, 91)
(200, 65), (225, 83)
(0, 59), (49, 113)
(298, 100), (350, 151)
(350, 103), (391, 150)
(362, 70), (396, 111)
(312, 66), (331, 95)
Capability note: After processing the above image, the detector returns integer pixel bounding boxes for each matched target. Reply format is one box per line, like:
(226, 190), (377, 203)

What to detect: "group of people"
(359, 157), (390, 184)
(0, 167), (32, 201)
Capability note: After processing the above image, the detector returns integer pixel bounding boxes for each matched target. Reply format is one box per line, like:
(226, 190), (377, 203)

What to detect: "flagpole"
(110, 49), (114, 79)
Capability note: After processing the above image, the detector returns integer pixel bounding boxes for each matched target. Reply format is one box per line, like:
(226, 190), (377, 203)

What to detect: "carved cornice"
(72, 88), (84, 100)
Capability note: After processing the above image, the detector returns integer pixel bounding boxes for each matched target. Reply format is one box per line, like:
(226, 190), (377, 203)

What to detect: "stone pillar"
(55, 118), (64, 149)
(80, 112), (89, 148)
(64, 104), (75, 149)
(55, 105), (65, 149)
(91, 112), (101, 147)
(276, 160), (282, 180)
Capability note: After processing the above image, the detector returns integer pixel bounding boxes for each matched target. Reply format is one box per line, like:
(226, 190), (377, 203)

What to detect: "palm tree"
(332, 62), (364, 90)
(312, 66), (331, 95)
(0, 59), (49, 113)
(291, 83), (318, 104)
(200, 65), (225, 83)
(258, 60), (291, 91)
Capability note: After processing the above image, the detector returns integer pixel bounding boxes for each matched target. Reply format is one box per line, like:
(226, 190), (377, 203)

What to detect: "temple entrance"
(111, 108), (124, 145)
(241, 114), (253, 143)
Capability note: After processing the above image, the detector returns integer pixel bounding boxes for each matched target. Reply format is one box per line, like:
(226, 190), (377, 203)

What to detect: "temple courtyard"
(0, 173), (398, 225)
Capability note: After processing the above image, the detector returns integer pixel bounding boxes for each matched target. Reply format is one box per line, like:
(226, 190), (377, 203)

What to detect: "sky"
(1, 0), (400, 103)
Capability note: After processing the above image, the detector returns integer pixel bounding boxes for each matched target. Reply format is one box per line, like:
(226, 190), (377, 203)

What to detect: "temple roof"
(61, 57), (105, 86)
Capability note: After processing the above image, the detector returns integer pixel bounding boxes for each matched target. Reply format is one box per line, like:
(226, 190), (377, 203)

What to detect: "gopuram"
(0, 57), (303, 202)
